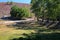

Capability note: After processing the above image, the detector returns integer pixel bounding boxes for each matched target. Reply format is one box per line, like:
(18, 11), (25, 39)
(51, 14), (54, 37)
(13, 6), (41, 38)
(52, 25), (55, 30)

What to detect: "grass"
(0, 25), (35, 40)
(0, 23), (60, 40)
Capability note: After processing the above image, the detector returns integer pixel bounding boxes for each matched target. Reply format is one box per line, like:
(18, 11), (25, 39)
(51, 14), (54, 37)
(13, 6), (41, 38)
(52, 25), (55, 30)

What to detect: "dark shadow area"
(1, 16), (11, 20)
(7, 19), (60, 40)
(7, 22), (42, 30)
(0, 16), (26, 21)
(49, 22), (60, 29)
(7, 20), (60, 30)
(11, 32), (60, 40)
(38, 20), (60, 29)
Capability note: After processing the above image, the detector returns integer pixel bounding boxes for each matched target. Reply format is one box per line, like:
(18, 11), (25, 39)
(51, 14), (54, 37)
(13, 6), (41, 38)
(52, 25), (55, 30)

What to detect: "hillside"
(0, 2), (30, 18)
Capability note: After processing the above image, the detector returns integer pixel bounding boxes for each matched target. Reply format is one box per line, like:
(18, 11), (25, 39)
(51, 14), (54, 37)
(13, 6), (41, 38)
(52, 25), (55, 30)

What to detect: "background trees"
(6, 1), (13, 5)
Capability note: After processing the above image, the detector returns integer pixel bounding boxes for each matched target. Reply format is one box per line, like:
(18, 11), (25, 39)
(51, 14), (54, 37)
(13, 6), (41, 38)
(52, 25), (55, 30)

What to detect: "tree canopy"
(10, 6), (31, 20)
(31, 0), (60, 21)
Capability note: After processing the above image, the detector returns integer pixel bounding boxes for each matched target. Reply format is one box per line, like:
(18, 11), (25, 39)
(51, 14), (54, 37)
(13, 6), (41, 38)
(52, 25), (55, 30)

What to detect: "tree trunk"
(34, 16), (39, 23)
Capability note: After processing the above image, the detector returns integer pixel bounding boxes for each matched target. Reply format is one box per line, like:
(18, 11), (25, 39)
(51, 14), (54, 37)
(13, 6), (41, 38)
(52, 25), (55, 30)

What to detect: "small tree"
(21, 7), (31, 18)
(10, 6), (31, 19)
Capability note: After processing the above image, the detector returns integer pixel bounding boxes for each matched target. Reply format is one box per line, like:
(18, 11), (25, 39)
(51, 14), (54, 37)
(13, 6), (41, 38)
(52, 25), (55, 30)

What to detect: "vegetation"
(0, 24), (60, 40)
(10, 6), (31, 20)
(6, 1), (13, 5)
(11, 24), (60, 40)
(12, 33), (60, 40)
(31, 0), (38, 5)
(0, 25), (34, 40)
(0, 0), (60, 40)
(31, 0), (60, 21)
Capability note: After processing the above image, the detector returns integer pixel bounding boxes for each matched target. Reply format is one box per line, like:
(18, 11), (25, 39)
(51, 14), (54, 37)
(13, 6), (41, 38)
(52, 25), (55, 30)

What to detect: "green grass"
(0, 30), (34, 40)
(0, 25), (35, 40)
(0, 24), (60, 40)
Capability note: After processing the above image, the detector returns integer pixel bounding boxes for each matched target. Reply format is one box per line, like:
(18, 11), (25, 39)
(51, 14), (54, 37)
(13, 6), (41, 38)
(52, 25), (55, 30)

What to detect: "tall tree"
(31, 0), (60, 21)
(31, 0), (47, 21)
(46, 0), (60, 21)
(31, 0), (38, 5)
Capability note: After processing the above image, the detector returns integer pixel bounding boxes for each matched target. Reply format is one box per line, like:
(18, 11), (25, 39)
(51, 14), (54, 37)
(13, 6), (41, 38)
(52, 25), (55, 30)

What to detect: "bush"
(21, 7), (31, 18)
(10, 6), (31, 20)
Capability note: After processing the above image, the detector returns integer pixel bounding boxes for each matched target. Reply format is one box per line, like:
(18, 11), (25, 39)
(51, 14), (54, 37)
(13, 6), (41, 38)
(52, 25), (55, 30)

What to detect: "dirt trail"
(0, 18), (34, 25)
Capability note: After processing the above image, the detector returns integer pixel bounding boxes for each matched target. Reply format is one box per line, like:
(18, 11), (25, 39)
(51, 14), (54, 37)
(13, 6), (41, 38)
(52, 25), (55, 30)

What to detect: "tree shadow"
(9, 21), (60, 40)
(1, 16), (22, 21)
(11, 32), (60, 40)
(49, 22), (60, 29)
(7, 22), (42, 30)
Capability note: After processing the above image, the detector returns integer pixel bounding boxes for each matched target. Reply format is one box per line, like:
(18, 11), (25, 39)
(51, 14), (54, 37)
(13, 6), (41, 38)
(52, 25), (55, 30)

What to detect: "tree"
(31, 0), (47, 22)
(46, 0), (60, 21)
(20, 7), (31, 18)
(10, 6), (31, 20)
(31, 0), (38, 5)
(31, 0), (60, 22)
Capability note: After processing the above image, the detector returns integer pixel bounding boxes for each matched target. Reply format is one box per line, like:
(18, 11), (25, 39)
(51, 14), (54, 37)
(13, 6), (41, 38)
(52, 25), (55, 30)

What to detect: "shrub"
(10, 6), (31, 20)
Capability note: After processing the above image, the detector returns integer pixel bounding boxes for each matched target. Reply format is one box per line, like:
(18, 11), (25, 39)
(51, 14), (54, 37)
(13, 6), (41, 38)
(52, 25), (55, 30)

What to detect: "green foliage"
(12, 29), (60, 40)
(31, 0), (38, 5)
(20, 7), (31, 18)
(10, 6), (24, 19)
(10, 6), (31, 19)
(31, 0), (48, 21)
(31, 0), (60, 21)
(46, 0), (60, 20)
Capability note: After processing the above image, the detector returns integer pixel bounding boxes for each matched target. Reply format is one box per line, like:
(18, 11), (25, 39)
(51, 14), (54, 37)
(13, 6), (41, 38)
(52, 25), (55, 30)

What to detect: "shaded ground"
(10, 23), (60, 40)
(8, 22), (60, 40)
(0, 19), (60, 40)
(12, 33), (60, 40)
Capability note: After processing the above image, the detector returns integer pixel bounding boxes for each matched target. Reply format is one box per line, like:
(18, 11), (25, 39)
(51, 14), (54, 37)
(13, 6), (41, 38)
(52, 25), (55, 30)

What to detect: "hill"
(0, 2), (30, 18)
